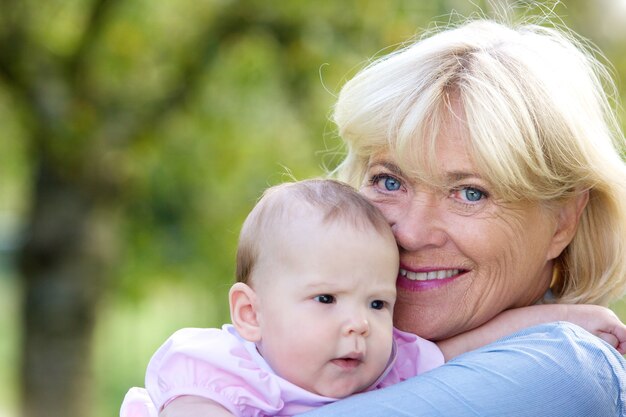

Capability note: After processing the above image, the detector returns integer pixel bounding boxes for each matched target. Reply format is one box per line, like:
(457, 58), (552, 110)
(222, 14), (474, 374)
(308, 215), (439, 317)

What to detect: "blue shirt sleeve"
(298, 322), (626, 417)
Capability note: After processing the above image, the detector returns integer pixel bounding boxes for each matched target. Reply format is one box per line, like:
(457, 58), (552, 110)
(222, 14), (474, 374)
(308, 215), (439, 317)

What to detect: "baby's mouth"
(331, 353), (364, 370)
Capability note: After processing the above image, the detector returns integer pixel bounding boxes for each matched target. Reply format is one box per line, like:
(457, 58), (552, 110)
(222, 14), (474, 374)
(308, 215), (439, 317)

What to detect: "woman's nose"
(390, 192), (448, 251)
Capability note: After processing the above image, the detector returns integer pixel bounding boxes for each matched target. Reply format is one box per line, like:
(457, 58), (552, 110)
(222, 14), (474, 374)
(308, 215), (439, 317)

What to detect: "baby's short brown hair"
(236, 179), (392, 285)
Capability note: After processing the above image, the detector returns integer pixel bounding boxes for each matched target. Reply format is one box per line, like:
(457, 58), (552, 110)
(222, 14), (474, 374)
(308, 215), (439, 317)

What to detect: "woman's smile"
(399, 268), (462, 281)
(396, 267), (467, 291)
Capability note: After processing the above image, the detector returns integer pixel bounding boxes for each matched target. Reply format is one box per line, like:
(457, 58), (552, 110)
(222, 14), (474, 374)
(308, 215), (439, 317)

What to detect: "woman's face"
(359, 118), (563, 341)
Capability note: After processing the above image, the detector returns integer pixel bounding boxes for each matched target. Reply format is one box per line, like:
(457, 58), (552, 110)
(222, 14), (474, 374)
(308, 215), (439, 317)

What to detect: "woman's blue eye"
(370, 174), (403, 192)
(370, 300), (385, 310)
(460, 187), (484, 202)
(372, 175), (401, 191)
(379, 176), (400, 191)
(315, 294), (335, 304)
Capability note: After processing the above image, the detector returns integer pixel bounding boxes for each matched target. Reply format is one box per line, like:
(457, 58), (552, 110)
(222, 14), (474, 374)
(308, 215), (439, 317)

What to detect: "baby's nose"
(344, 316), (370, 337)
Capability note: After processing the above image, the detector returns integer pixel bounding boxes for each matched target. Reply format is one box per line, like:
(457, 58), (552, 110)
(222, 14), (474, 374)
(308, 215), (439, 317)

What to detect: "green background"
(1, 1), (625, 416)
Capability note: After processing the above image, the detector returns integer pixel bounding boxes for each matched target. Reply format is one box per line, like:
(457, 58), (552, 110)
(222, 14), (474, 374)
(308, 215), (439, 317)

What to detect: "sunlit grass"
(0, 273), (18, 417)
(93, 282), (227, 417)
(611, 298), (626, 323)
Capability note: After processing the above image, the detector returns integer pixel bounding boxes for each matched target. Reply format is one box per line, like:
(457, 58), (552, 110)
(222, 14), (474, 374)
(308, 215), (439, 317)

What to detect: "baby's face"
(252, 213), (398, 398)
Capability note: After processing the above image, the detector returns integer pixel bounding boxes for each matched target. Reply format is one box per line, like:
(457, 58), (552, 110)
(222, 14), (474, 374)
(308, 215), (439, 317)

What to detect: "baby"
(121, 179), (626, 417)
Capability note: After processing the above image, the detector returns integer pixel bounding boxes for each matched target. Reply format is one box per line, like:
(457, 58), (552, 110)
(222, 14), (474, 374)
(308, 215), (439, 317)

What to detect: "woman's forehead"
(367, 121), (480, 182)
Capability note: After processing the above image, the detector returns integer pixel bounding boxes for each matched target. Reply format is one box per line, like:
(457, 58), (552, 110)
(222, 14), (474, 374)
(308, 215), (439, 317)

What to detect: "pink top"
(120, 325), (443, 417)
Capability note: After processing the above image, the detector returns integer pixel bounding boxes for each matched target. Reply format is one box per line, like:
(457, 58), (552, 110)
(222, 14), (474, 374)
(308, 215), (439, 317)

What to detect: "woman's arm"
(437, 304), (626, 360)
(298, 322), (626, 417)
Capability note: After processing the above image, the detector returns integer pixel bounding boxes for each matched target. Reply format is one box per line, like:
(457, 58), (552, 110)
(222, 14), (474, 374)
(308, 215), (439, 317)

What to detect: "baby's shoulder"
(153, 324), (250, 363)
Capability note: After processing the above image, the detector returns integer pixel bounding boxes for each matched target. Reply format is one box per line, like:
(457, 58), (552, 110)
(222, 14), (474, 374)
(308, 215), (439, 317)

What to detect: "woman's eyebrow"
(446, 171), (483, 181)
(367, 160), (405, 176)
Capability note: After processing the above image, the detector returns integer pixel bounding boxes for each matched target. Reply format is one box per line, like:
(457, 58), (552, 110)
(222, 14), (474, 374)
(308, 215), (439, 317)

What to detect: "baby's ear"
(229, 282), (262, 342)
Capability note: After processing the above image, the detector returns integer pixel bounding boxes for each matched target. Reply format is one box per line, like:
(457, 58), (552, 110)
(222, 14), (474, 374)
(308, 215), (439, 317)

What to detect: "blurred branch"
(126, 3), (300, 143)
(0, 0), (32, 99)
(125, 10), (248, 140)
(67, 0), (120, 83)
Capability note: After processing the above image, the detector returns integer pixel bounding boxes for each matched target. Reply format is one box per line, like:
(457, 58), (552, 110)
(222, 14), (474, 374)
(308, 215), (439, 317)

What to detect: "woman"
(301, 17), (626, 416)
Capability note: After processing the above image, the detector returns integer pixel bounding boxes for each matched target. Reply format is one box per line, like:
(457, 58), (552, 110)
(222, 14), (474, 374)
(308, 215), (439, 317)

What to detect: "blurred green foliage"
(0, 1), (625, 416)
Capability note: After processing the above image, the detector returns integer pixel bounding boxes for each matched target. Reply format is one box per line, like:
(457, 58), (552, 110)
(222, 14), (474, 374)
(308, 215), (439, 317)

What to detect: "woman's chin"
(393, 307), (446, 340)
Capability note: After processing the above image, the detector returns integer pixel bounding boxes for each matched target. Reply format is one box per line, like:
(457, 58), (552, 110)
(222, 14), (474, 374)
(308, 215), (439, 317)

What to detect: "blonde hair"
(332, 19), (626, 305)
(236, 179), (392, 285)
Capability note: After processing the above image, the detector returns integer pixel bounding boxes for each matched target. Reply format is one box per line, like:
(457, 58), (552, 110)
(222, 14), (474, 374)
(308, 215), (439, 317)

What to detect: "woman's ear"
(229, 282), (262, 342)
(546, 190), (589, 260)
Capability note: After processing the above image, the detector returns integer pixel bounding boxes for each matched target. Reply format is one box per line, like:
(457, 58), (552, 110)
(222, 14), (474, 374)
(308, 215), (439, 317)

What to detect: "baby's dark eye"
(370, 300), (385, 310)
(314, 294), (335, 304)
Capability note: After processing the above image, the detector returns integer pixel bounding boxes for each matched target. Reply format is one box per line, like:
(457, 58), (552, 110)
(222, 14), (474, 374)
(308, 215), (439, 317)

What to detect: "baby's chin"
(309, 376), (374, 399)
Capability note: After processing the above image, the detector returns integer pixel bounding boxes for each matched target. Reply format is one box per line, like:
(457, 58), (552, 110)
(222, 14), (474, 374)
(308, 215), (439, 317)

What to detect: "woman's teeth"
(399, 269), (460, 281)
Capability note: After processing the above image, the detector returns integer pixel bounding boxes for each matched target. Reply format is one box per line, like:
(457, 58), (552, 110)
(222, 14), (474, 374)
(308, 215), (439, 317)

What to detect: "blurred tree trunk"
(0, 1), (303, 416)
(0, 1), (123, 414)
(20, 157), (112, 417)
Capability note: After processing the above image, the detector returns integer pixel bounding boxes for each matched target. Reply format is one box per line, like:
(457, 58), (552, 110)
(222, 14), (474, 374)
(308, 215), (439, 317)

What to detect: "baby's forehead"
(270, 200), (385, 239)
